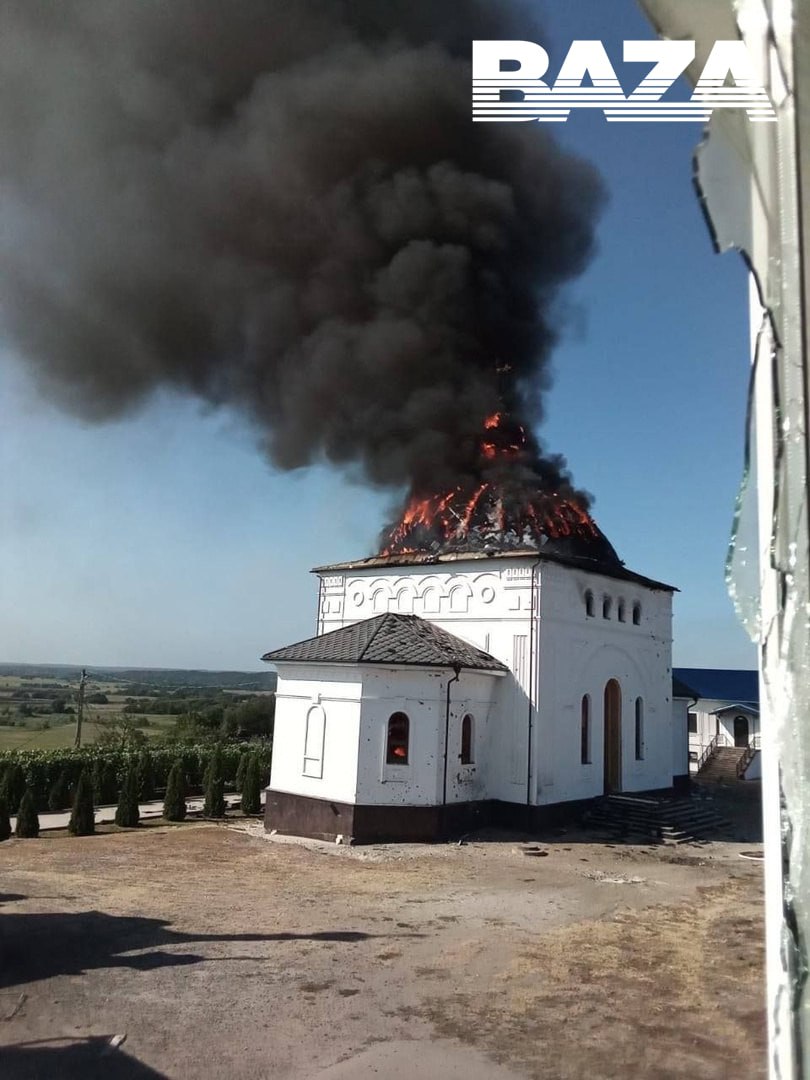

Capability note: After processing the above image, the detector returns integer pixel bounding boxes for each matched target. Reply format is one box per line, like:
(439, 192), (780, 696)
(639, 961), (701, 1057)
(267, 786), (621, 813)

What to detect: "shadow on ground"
(0, 910), (408, 990)
(0, 1037), (167, 1080)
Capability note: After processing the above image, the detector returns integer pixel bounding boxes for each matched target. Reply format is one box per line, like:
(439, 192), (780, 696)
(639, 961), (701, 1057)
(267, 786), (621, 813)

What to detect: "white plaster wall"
(269, 664), (363, 804)
(744, 752), (762, 781)
(319, 557), (537, 806)
(318, 559), (537, 675)
(716, 708), (759, 746)
(688, 705), (717, 759)
(530, 561), (675, 805)
(687, 700), (760, 757)
(316, 554), (676, 807)
(355, 667), (499, 806)
(672, 697), (691, 778)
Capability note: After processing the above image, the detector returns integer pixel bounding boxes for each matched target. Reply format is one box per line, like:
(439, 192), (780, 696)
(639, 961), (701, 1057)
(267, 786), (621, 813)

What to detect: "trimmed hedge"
(203, 746), (226, 819)
(0, 743), (271, 814)
(241, 754), (261, 816)
(48, 770), (72, 812)
(163, 762), (187, 822)
(69, 770), (95, 836)
(16, 789), (40, 838)
(115, 763), (140, 828)
(0, 794), (10, 841)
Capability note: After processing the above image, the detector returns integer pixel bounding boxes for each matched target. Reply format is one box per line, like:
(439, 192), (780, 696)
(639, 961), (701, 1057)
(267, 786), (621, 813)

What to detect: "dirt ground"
(0, 821), (765, 1080)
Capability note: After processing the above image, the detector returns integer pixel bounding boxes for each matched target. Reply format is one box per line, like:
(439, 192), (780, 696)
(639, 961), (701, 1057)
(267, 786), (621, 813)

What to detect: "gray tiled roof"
(261, 613), (507, 673)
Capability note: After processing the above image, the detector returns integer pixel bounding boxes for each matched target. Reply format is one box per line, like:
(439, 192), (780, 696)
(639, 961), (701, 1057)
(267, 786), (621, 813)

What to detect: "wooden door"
(733, 714), (749, 748)
(603, 679), (622, 794)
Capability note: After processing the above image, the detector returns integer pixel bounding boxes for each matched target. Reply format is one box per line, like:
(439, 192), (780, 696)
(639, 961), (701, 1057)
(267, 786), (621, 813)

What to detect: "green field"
(0, 663), (276, 751)
(0, 715), (178, 751)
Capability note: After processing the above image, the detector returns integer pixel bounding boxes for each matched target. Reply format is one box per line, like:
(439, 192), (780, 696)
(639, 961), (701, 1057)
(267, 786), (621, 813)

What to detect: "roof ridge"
(262, 612), (507, 672)
(356, 611), (397, 662)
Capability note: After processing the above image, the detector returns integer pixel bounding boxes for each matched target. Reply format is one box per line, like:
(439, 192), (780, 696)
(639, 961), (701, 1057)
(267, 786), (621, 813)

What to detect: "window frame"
(302, 704), (326, 779)
(460, 713), (474, 765)
(581, 694), (591, 764)
(634, 697), (645, 761)
(385, 711), (410, 766)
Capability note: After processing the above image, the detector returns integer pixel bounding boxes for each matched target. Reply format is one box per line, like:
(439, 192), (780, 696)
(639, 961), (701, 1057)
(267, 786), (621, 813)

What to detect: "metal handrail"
(696, 733), (724, 773)
(736, 735), (761, 778)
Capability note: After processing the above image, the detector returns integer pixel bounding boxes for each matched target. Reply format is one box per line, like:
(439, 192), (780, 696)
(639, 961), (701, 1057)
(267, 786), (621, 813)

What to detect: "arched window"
(303, 705), (326, 778)
(422, 587), (441, 614)
(603, 595), (612, 619)
(386, 712), (410, 765)
(395, 587), (413, 613)
(460, 714), (474, 764)
(581, 695), (591, 764)
(585, 590), (594, 617)
(449, 584), (470, 613)
(632, 602), (641, 625)
(617, 599), (626, 623)
(635, 698), (644, 760)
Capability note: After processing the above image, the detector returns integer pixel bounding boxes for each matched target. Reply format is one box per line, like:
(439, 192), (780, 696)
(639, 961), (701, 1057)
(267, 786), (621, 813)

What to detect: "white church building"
(261, 547), (689, 843)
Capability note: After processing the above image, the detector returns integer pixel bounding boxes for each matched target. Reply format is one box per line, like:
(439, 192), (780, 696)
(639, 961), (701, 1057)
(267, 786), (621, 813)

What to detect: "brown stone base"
(265, 786), (690, 843)
(264, 789), (646, 843)
(264, 789), (491, 843)
(265, 790), (356, 843)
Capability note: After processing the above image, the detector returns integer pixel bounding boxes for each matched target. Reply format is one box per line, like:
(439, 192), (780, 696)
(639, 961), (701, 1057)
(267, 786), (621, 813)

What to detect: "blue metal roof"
(673, 668), (759, 706)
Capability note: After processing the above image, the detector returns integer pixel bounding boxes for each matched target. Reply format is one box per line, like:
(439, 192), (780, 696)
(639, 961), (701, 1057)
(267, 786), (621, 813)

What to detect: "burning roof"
(374, 410), (627, 572)
(313, 412), (674, 591)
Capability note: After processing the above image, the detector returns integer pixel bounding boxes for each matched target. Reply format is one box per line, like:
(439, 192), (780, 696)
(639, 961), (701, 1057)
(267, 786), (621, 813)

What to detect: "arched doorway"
(733, 714), (750, 748)
(604, 679), (622, 794)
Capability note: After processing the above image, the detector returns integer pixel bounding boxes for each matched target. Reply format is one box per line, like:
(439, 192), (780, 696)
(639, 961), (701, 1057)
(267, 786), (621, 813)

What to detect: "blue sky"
(0, 0), (757, 671)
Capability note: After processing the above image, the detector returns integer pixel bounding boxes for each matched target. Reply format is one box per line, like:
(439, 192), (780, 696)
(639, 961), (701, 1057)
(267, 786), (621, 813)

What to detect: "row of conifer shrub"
(1, 745), (268, 841)
(0, 743), (272, 814)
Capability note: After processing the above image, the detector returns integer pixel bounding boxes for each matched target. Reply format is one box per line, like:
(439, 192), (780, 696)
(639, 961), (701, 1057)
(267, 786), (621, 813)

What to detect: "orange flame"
(380, 412), (599, 556)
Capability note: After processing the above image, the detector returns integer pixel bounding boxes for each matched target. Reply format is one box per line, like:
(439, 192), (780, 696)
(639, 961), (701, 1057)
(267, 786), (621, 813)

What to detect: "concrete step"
(697, 746), (749, 782)
(583, 793), (729, 844)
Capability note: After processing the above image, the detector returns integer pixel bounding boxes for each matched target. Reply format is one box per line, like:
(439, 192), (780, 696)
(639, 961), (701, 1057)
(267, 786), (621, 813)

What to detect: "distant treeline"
(0, 663), (277, 691)
(121, 693), (275, 738)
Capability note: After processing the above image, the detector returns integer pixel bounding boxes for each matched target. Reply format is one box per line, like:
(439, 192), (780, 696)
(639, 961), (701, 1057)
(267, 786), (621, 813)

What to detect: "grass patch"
(0, 715), (177, 751)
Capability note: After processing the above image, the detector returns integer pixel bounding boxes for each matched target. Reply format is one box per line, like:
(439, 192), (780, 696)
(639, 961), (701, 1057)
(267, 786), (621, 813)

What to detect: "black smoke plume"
(0, 1), (604, 499)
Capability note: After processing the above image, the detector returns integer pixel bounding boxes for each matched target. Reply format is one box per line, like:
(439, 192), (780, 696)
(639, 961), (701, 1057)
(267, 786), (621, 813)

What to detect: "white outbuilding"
(262, 547), (685, 843)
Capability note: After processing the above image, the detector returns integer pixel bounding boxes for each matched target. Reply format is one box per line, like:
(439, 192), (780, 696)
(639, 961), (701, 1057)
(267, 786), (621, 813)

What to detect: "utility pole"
(74, 668), (87, 748)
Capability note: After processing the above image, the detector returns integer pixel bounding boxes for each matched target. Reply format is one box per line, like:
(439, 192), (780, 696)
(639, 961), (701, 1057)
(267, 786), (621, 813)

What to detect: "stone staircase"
(583, 793), (730, 844)
(696, 745), (749, 784)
